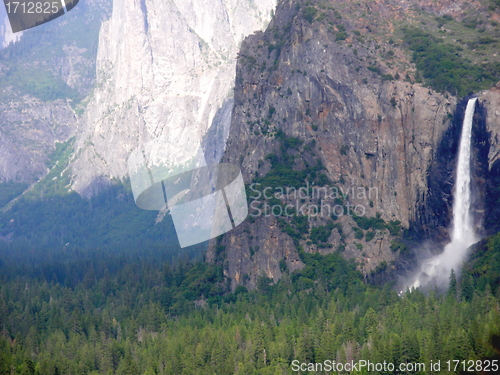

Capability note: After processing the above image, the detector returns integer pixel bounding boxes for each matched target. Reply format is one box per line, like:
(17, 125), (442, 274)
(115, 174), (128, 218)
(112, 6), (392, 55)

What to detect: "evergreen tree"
(448, 269), (458, 299)
(460, 273), (474, 301)
(0, 336), (11, 375)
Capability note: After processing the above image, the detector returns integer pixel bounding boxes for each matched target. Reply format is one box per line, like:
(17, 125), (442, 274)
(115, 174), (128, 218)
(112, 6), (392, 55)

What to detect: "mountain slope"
(70, 0), (277, 196)
(0, 0), (112, 184)
(207, 0), (500, 290)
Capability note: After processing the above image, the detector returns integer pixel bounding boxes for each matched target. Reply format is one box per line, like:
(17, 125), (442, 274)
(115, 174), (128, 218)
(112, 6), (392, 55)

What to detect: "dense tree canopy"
(0, 232), (499, 374)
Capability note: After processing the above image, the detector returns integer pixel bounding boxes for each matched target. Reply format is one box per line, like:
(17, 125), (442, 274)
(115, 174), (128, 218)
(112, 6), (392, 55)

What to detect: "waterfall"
(450, 98), (478, 247)
(411, 98), (478, 290)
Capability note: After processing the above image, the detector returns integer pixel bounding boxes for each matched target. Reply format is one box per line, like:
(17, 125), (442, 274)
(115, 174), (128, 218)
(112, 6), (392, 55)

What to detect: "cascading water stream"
(411, 98), (478, 289)
(450, 98), (478, 247)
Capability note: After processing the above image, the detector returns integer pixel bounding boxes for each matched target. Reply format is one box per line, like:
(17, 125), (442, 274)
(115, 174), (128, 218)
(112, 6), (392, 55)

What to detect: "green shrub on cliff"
(403, 27), (500, 96)
(303, 6), (318, 23)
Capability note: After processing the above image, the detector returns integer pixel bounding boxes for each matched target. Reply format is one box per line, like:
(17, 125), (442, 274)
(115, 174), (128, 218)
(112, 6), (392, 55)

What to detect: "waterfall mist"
(408, 98), (478, 291)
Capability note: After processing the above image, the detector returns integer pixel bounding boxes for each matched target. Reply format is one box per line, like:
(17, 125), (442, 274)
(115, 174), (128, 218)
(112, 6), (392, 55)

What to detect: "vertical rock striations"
(70, 0), (277, 196)
(478, 87), (500, 234)
(208, 0), (459, 290)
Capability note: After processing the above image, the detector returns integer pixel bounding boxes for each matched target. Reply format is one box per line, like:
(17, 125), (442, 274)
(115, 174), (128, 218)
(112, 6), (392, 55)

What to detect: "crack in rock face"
(71, 0), (277, 196)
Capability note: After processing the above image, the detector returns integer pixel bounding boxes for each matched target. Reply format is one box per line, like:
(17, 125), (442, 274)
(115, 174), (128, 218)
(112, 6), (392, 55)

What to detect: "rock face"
(70, 0), (277, 196)
(478, 88), (500, 234)
(480, 89), (500, 180)
(207, 0), (462, 290)
(1, 0), (498, 286)
(0, 93), (76, 182)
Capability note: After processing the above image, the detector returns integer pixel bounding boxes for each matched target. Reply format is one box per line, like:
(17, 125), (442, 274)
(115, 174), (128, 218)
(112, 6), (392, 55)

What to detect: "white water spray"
(410, 98), (478, 290)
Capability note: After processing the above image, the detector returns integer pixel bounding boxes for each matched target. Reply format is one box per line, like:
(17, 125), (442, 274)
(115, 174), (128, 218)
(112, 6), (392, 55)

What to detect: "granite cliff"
(478, 86), (500, 234)
(1, 0), (500, 291)
(70, 0), (277, 196)
(206, 0), (500, 290)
